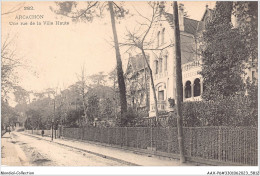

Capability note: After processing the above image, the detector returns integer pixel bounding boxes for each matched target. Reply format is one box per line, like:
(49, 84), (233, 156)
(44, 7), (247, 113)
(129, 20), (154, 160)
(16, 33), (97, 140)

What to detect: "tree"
(86, 93), (99, 123)
(2, 100), (18, 129)
(1, 35), (23, 101)
(75, 65), (89, 126)
(121, 2), (160, 123)
(200, 1), (248, 100)
(108, 68), (119, 119)
(233, 2), (258, 63)
(88, 72), (107, 86)
(13, 86), (30, 105)
(108, 1), (128, 125)
(25, 109), (41, 130)
(86, 85), (117, 125)
(52, 1), (128, 126)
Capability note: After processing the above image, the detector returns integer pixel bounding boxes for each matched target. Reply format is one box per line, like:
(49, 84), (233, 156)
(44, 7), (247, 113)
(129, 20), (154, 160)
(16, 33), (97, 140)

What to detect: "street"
(2, 131), (192, 166)
(1, 132), (128, 166)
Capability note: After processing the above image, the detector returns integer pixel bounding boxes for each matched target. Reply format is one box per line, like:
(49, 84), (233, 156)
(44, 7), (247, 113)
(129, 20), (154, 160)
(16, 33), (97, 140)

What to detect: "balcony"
(182, 60), (201, 72)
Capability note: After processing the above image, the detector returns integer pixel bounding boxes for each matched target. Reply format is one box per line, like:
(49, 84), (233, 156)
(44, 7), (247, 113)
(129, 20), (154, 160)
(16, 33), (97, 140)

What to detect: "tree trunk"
(108, 1), (127, 126)
(173, 1), (185, 163)
(142, 55), (150, 112)
(82, 92), (87, 126)
(141, 49), (159, 124)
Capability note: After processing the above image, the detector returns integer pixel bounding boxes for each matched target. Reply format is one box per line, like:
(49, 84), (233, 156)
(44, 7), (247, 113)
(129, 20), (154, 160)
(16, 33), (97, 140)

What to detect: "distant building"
(125, 54), (150, 113)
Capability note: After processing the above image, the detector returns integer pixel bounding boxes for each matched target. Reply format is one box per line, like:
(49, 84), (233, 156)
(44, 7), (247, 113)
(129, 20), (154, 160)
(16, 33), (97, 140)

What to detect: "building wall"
(125, 57), (150, 112)
(148, 16), (203, 117)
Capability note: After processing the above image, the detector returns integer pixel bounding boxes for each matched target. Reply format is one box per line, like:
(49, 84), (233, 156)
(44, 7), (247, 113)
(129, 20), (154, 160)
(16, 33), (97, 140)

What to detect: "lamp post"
(51, 119), (54, 141)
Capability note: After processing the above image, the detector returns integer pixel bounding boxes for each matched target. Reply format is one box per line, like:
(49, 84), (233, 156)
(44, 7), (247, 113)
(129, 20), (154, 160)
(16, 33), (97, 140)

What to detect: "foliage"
(25, 109), (42, 129)
(1, 35), (23, 101)
(88, 72), (107, 86)
(181, 94), (257, 127)
(1, 100), (18, 128)
(118, 107), (149, 127)
(63, 109), (82, 128)
(86, 85), (118, 125)
(200, 1), (248, 100)
(52, 1), (129, 125)
(233, 1), (258, 62)
(99, 98), (114, 119)
(86, 93), (99, 123)
(13, 86), (30, 104)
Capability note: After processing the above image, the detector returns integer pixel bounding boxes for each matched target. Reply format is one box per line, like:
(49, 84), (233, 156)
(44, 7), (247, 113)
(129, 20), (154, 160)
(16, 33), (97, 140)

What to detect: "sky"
(2, 1), (216, 95)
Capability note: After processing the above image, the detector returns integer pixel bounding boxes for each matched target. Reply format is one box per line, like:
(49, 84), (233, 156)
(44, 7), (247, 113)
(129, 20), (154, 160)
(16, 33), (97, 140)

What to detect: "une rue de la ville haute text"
(11, 15), (69, 25)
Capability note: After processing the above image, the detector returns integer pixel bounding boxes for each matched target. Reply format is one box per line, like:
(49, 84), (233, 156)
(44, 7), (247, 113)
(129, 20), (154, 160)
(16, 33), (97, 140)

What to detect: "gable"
(125, 54), (148, 76)
(163, 12), (199, 35)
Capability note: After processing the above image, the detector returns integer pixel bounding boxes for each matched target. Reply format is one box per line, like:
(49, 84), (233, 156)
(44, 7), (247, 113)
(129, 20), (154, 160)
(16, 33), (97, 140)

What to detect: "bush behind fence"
(63, 126), (257, 166)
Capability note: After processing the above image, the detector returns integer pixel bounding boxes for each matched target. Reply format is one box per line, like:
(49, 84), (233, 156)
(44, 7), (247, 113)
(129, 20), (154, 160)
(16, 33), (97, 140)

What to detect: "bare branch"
(112, 2), (121, 11)
(58, 1), (98, 19)
(132, 5), (152, 23)
(144, 44), (174, 51)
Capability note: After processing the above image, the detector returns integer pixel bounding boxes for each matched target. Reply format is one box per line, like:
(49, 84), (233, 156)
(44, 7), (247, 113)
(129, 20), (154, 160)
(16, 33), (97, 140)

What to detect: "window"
(164, 56), (167, 71)
(155, 60), (159, 74)
(161, 28), (165, 44)
(159, 58), (163, 73)
(193, 78), (201, 97)
(157, 31), (160, 47)
(158, 86), (164, 101)
(158, 90), (164, 101)
(185, 81), (191, 98)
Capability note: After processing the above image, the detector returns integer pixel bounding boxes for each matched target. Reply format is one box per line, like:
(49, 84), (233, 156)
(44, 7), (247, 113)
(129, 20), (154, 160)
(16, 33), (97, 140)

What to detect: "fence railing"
(25, 129), (60, 138)
(62, 126), (257, 166)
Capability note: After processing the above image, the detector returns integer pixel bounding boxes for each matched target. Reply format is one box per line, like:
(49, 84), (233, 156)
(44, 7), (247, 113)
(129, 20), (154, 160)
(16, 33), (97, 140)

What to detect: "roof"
(163, 12), (200, 35)
(125, 54), (149, 75)
(201, 8), (213, 22)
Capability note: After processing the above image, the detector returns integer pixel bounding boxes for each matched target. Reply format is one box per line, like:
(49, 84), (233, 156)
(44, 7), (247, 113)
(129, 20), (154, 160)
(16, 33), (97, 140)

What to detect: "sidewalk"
(1, 133), (29, 166)
(22, 132), (197, 166)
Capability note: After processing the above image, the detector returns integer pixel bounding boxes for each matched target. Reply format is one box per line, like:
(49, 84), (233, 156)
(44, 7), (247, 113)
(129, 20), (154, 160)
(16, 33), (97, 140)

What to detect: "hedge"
(181, 95), (257, 127)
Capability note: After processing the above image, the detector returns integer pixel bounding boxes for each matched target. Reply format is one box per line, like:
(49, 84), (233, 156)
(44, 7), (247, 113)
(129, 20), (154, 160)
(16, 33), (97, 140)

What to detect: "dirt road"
(2, 132), (127, 166)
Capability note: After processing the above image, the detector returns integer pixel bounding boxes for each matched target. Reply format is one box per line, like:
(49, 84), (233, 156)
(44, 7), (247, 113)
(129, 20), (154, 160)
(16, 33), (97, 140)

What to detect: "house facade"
(125, 54), (150, 113)
(148, 5), (210, 117)
(125, 3), (257, 118)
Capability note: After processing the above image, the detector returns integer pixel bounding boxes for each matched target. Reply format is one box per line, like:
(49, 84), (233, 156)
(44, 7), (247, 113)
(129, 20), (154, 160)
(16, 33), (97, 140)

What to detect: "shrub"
(182, 94), (257, 127)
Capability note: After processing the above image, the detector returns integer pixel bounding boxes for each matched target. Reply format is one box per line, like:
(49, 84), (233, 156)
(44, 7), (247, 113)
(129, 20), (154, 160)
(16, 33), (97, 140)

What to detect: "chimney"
(178, 3), (184, 31)
(159, 1), (165, 14)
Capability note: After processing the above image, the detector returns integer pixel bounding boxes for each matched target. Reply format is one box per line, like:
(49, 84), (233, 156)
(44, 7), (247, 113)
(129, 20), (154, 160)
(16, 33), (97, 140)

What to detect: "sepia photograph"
(1, 0), (258, 175)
